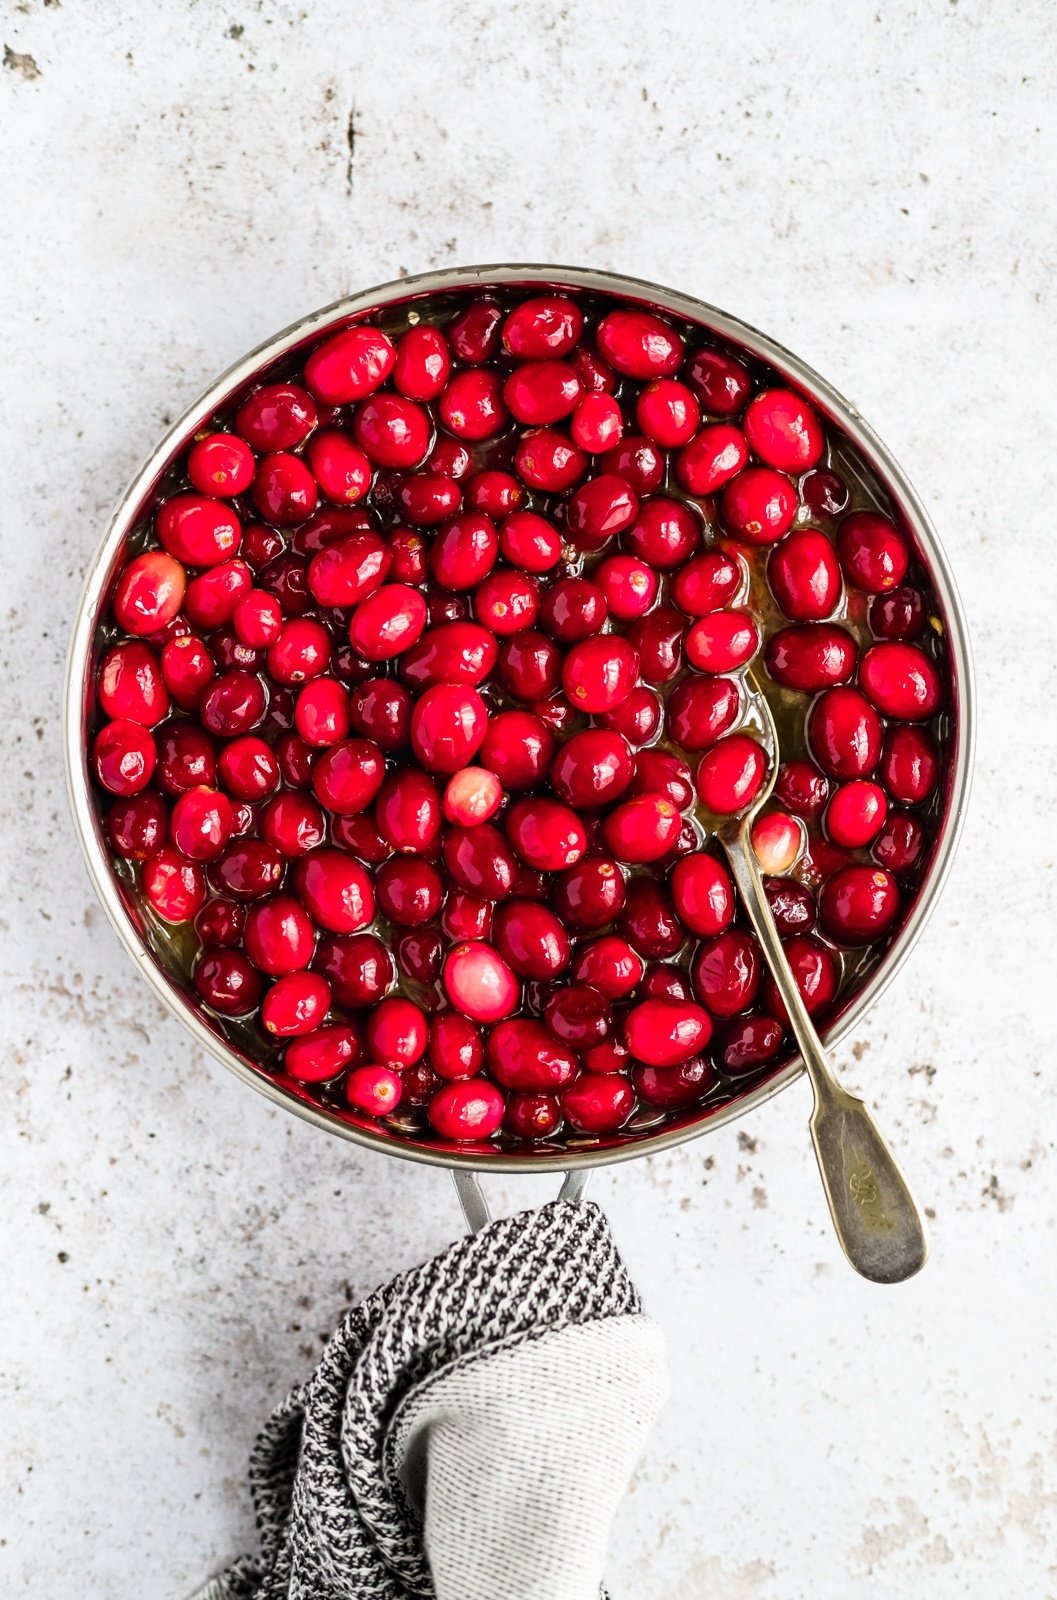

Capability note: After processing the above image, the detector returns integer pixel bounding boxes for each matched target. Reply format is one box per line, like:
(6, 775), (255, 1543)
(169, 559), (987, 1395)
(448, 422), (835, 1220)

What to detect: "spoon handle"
(722, 829), (929, 1284)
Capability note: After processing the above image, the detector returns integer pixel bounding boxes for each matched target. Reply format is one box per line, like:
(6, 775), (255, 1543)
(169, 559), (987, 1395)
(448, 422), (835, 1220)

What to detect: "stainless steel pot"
(63, 264), (975, 1192)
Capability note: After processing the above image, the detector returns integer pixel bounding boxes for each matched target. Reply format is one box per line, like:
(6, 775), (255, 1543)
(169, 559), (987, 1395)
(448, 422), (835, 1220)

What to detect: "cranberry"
(376, 768), (442, 851)
(808, 688), (883, 779)
(801, 469), (849, 519)
(397, 473), (462, 527)
(623, 498), (700, 569)
(200, 671), (267, 737)
(112, 551), (186, 636)
(507, 1092), (562, 1140)
(670, 550), (743, 617)
(763, 877), (817, 935)
(409, 683), (487, 771)
(474, 569), (540, 635)
(869, 586), (926, 641)
(825, 780), (888, 849)
(762, 935), (838, 1024)
(873, 811), (925, 873)
(331, 811), (389, 862)
(743, 388), (824, 472)
(671, 853), (735, 937)
(675, 424), (748, 495)
(571, 392), (623, 453)
(602, 794), (682, 863)
(307, 532), (390, 608)
(449, 297), (503, 363)
(428, 513), (499, 591)
(98, 642), (169, 727)
(560, 1073), (634, 1133)
(443, 941), (520, 1022)
(93, 720), (157, 796)
(691, 929), (761, 1017)
(285, 1023), (361, 1083)
(617, 876), (683, 959)
(194, 897), (245, 948)
(210, 840), (284, 900)
(499, 510), (562, 574)
(696, 735), (768, 815)
(593, 554), (657, 620)
(194, 950), (263, 1016)
(638, 964), (692, 1002)
(161, 635), (215, 710)
(429, 1078), (505, 1141)
(768, 528), (842, 621)
(559, 636), (636, 713)
(442, 890), (492, 941)
(596, 308), (683, 379)
(252, 454), (318, 527)
(392, 323), (451, 400)
(504, 798), (585, 873)
(256, 785), (323, 856)
(502, 295), (583, 358)
(551, 730), (633, 810)
(317, 932), (394, 1005)
(294, 849), (373, 932)
(860, 642), (942, 720)
(495, 631), (559, 701)
(570, 935), (643, 998)
(439, 368), (508, 441)
(258, 550), (310, 616)
(428, 437), (473, 480)
(429, 1012), (484, 1080)
(107, 790), (168, 859)
(183, 561), (253, 635)
(685, 346), (751, 414)
(243, 895), (315, 975)
(465, 469), (523, 518)
(774, 759), (830, 819)
(553, 855), (626, 929)
(262, 970), (331, 1036)
(217, 737), (281, 804)
(514, 427), (587, 492)
(235, 383), (317, 451)
(346, 1064), (403, 1118)
(539, 578), (608, 644)
(443, 823), (518, 899)
(602, 434), (665, 495)
(348, 583), (427, 661)
(294, 678), (351, 747)
(750, 810), (803, 874)
(274, 732), (315, 790)
(155, 722), (216, 794)
(595, 684), (662, 746)
(637, 378), (700, 448)
(503, 360), (582, 426)
(719, 467), (797, 544)
(686, 608), (760, 673)
(666, 676), (741, 752)
(303, 326), (396, 405)
(544, 983), (610, 1046)
(350, 677), (412, 748)
(493, 899), (571, 979)
(628, 749), (694, 811)
(819, 865), (901, 944)
(624, 997), (712, 1066)
(837, 512), (910, 592)
(718, 1015), (784, 1076)
(439, 768), (501, 828)
(401, 1062), (439, 1107)
(765, 624), (858, 693)
(564, 475), (639, 550)
(633, 1056), (714, 1107)
(365, 996), (428, 1069)
(880, 725), (939, 805)
(486, 1018), (578, 1091)
(170, 786), (234, 861)
(142, 847), (207, 922)
(267, 617), (332, 684)
(354, 394), (432, 469)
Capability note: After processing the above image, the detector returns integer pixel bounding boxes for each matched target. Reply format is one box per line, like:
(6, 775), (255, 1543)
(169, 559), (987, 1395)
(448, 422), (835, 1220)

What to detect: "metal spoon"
(706, 676), (929, 1284)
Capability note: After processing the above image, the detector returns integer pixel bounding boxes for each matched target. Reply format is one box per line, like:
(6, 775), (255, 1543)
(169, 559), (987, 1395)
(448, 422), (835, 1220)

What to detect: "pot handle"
(452, 1169), (593, 1234)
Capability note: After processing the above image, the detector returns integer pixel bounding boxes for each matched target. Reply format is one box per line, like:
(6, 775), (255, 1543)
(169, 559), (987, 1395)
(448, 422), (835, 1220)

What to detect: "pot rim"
(63, 262), (975, 1174)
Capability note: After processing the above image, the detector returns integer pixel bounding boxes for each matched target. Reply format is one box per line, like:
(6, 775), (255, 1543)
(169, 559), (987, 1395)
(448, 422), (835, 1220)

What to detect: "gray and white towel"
(195, 1199), (668, 1600)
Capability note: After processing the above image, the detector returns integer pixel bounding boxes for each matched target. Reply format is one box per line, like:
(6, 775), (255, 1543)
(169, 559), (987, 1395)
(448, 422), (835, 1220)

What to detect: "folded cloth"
(194, 1198), (667, 1600)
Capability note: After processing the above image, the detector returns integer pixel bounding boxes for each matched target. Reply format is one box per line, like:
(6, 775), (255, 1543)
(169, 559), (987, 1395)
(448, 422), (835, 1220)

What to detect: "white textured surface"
(2, 2), (1055, 1596)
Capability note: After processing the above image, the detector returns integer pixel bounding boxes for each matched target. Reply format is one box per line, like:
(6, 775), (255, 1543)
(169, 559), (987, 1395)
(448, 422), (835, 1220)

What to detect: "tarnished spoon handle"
(722, 829), (929, 1284)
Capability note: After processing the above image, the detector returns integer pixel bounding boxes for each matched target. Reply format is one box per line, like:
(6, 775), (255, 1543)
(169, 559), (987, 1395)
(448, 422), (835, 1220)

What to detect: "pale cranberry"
(743, 388), (824, 472)
(873, 812), (925, 872)
(596, 308), (684, 378)
(107, 790), (168, 859)
(142, 847), (207, 922)
(502, 294), (584, 358)
(429, 1012), (484, 1079)
(670, 550), (743, 616)
(442, 767), (503, 827)
(765, 624), (858, 692)
(696, 735), (768, 815)
(825, 780), (888, 848)
(685, 346), (751, 414)
(479, 710), (554, 790)
(819, 865), (901, 943)
(348, 584), (427, 661)
(768, 528), (842, 620)
(623, 498), (700, 568)
(671, 853), (736, 936)
(837, 512), (909, 592)
(860, 642), (942, 720)
(720, 467), (797, 544)
(375, 768), (441, 852)
(560, 1074), (634, 1133)
(171, 786), (234, 860)
(428, 1078), (505, 1140)
(514, 427), (588, 492)
(686, 608), (760, 672)
(443, 941), (520, 1022)
(113, 551), (186, 636)
(285, 1023), (361, 1083)
(346, 1064), (403, 1118)
(691, 929), (761, 1016)
(808, 688), (883, 779)
(751, 810), (803, 874)
(262, 970), (331, 1036)
(880, 725), (939, 804)
(235, 382), (317, 451)
(675, 424), (749, 494)
(294, 850), (373, 932)
(718, 1015), (784, 1075)
(316, 931), (393, 1005)
(666, 676), (741, 752)
(303, 325), (396, 404)
(93, 720), (157, 795)
(571, 392), (623, 452)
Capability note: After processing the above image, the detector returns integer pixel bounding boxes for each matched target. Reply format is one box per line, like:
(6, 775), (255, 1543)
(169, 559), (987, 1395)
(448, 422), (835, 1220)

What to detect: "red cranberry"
(666, 676), (741, 752)
(633, 1056), (714, 1107)
(801, 469), (849, 519)
(194, 950), (263, 1015)
(235, 382), (317, 451)
(267, 617), (332, 684)
(252, 454), (318, 527)
(671, 853), (736, 937)
(307, 532), (391, 608)
(570, 935), (643, 998)
(837, 512), (909, 593)
(499, 510), (562, 573)
(596, 308), (683, 378)
(498, 631), (562, 700)
(551, 730), (634, 810)
(503, 360), (582, 426)
(819, 865), (901, 944)
(365, 996), (428, 1069)
(156, 722), (216, 794)
(685, 346), (751, 414)
(376, 768), (442, 851)
(429, 513), (499, 591)
(637, 378), (700, 448)
(161, 635), (215, 710)
(316, 932), (394, 1005)
(113, 551), (186, 636)
(514, 427), (587, 492)
(601, 434), (665, 495)
(675, 424), (748, 495)
(194, 897), (245, 948)
(157, 494), (242, 566)
(593, 554), (657, 620)
(560, 636), (637, 713)
(807, 688), (883, 779)
(210, 839), (284, 900)
(309, 739), (383, 816)
(98, 642), (169, 727)
(504, 798), (585, 872)
(410, 683), (487, 771)
(560, 1074), (634, 1133)
(443, 823), (518, 899)
(285, 1023), (361, 1083)
(624, 604), (684, 685)
(233, 589), (283, 650)
(691, 929), (761, 1017)
(200, 671), (267, 737)
(623, 498), (700, 569)
(171, 785), (234, 861)
(761, 935), (838, 1024)
(571, 392), (623, 453)
(294, 678), (351, 747)
(93, 720), (157, 796)
(439, 368), (508, 441)
(763, 877), (817, 935)
(686, 608), (760, 673)
(670, 550), (743, 617)
(428, 436), (473, 479)
(540, 578), (608, 644)
(765, 623), (858, 693)
(465, 469), (523, 518)
(486, 1018), (578, 1091)
(502, 295), (584, 358)
(142, 847), (207, 922)
(442, 890), (492, 941)
(428, 1078), (505, 1141)
(303, 326), (396, 405)
(397, 473), (462, 526)
(880, 725), (939, 804)
(346, 1064), (403, 1118)
(544, 983), (611, 1046)
(625, 998), (711, 1066)
(507, 1092), (562, 1140)
(768, 528), (842, 621)
(826, 780), (888, 848)
(274, 732), (315, 790)
(564, 475), (639, 550)
(258, 550), (310, 616)
(860, 642), (942, 720)
(244, 894), (315, 975)
(262, 970), (331, 1037)
(628, 750), (694, 811)
(743, 388), (824, 472)
(602, 794), (682, 863)
(774, 759), (830, 819)
(107, 790), (168, 859)
(392, 323), (451, 400)
(595, 684), (662, 746)
(869, 586), (926, 641)
(348, 583), (428, 661)
(443, 941), (520, 1022)
(350, 677), (413, 748)
(449, 297), (504, 363)
(355, 394), (432, 470)
(719, 467), (796, 544)
(294, 849), (373, 933)
(617, 877), (683, 959)
(429, 1013), (484, 1080)
(474, 569), (540, 635)
(493, 900), (571, 979)
(873, 811), (925, 873)
(553, 855), (626, 929)
(639, 965), (692, 1003)
(696, 735), (768, 815)
(718, 1015), (784, 1076)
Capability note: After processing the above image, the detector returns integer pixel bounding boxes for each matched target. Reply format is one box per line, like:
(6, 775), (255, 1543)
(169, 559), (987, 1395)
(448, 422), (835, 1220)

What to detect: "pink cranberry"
(765, 624), (858, 693)
(596, 308), (683, 378)
(142, 847), (207, 922)
(825, 780), (888, 849)
(768, 528), (842, 620)
(719, 467), (797, 544)
(562, 635), (638, 713)
(285, 1023), (361, 1083)
(93, 720), (157, 796)
(442, 767), (503, 827)
(859, 642), (942, 720)
(685, 346), (751, 414)
(625, 998), (712, 1065)
(808, 688), (883, 779)
(303, 325), (396, 405)
(345, 1064), (403, 1118)
(560, 1074), (635, 1134)
(443, 941), (520, 1023)
(486, 1018), (578, 1091)
(750, 810), (803, 874)
(880, 725), (939, 804)
(602, 794), (682, 863)
(837, 512), (909, 593)
(685, 608), (760, 673)
(235, 382), (317, 451)
(819, 865), (901, 944)
(671, 853), (736, 937)
(294, 850), (373, 933)
(502, 294), (584, 358)
(691, 929), (761, 1017)
(348, 584), (427, 661)
(675, 424), (749, 494)
(696, 735), (768, 815)
(428, 1078), (505, 1141)
(743, 388), (824, 472)
(262, 971), (331, 1036)
(113, 551), (186, 636)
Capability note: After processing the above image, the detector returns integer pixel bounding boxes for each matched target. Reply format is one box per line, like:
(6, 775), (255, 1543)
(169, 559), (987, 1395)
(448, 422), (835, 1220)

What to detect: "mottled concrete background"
(2, 1), (1055, 1595)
